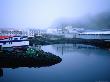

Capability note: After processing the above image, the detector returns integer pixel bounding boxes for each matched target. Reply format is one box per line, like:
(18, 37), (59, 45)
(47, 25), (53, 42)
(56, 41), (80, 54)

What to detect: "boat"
(0, 36), (29, 49)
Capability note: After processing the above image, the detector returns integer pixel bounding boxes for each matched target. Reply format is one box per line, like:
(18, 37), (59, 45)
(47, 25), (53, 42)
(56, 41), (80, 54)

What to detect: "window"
(14, 38), (18, 40)
(3, 42), (6, 45)
(9, 41), (12, 44)
(20, 37), (23, 40)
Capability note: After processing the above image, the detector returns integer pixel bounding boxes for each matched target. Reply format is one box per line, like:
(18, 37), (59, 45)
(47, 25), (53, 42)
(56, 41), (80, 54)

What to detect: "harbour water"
(0, 44), (110, 82)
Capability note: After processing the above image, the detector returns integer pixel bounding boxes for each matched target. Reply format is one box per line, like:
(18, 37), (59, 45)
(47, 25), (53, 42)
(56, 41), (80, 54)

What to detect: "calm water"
(0, 44), (110, 82)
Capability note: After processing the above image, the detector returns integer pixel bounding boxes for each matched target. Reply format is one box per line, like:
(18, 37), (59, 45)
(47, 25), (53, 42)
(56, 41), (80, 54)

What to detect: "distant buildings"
(28, 29), (46, 37)
(46, 28), (58, 34)
(0, 26), (110, 40)
(47, 26), (84, 38)
(62, 26), (84, 38)
(0, 28), (46, 37)
(43, 26), (110, 39)
(0, 30), (22, 36)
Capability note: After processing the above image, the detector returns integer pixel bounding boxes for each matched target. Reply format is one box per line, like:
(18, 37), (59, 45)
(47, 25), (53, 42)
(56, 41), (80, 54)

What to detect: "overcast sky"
(0, 0), (110, 29)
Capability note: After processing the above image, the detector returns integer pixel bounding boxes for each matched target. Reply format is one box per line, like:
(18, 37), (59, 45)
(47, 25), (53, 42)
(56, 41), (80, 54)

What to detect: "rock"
(0, 49), (62, 68)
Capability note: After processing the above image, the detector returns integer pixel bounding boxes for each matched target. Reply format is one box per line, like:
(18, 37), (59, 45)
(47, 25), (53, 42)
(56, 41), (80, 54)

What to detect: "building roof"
(0, 36), (13, 40)
(80, 31), (110, 35)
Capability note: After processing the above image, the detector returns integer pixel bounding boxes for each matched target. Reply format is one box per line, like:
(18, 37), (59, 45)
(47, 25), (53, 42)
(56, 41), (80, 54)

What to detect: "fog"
(0, 0), (110, 29)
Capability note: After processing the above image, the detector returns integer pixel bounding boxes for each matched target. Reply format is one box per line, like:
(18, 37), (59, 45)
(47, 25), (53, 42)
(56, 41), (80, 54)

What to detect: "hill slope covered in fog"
(52, 12), (110, 30)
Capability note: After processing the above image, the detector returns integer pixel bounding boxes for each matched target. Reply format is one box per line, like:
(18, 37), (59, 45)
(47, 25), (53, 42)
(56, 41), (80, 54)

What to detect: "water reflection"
(42, 44), (110, 56)
(0, 44), (110, 82)
(41, 44), (110, 82)
(54, 44), (98, 55)
(0, 69), (3, 77)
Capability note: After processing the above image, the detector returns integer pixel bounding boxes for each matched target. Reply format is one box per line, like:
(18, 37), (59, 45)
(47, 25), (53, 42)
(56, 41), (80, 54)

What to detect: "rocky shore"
(0, 48), (62, 68)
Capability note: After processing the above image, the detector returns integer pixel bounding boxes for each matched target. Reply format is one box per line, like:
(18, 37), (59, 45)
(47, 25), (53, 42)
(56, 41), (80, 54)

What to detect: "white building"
(0, 28), (47, 38)
(47, 28), (58, 34)
(28, 29), (46, 37)
(0, 30), (22, 36)
(61, 26), (84, 38)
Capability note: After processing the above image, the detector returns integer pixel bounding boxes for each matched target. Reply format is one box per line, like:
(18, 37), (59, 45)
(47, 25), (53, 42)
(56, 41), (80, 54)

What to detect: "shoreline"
(29, 36), (110, 49)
